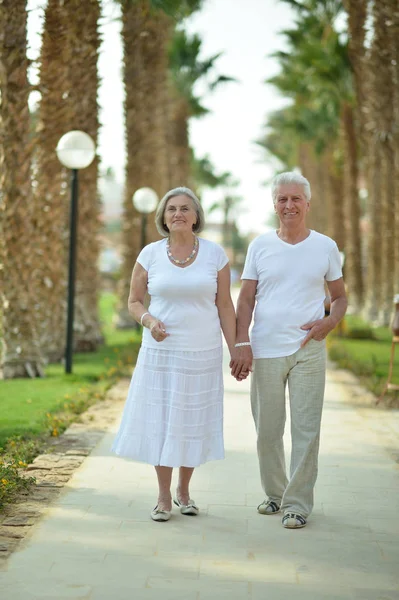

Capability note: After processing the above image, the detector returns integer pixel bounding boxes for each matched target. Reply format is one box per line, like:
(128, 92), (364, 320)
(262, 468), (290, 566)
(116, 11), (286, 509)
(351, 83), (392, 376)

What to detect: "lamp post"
(56, 130), (96, 374)
(132, 187), (159, 249)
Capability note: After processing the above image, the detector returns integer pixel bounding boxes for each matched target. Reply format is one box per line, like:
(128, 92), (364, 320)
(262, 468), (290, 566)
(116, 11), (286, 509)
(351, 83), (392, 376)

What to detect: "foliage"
(0, 459), (36, 510)
(169, 28), (235, 117)
(260, 0), (352, 167)
(149, 0), (202, 20)
(328, 315), (399, 403)
(191, 152), (232, 190)
(335, 315), (376, 340)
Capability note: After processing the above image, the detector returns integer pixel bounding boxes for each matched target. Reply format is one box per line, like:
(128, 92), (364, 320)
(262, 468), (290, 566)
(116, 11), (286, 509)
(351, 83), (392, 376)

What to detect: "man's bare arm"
(230, 279), (257, 378)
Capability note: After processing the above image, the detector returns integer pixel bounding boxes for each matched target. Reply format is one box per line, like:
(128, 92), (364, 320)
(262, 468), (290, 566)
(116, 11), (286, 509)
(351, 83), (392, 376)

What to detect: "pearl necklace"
(167, 236), (199, 265)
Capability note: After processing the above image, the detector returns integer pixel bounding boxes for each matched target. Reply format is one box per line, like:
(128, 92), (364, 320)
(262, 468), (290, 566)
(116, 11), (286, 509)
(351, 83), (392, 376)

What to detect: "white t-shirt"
(241, 230), (343, 359)
(137, 237), (229, 351)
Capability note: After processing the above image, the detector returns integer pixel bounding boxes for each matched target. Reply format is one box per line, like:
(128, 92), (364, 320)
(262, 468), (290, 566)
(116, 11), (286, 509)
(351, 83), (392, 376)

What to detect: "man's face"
(274, 183), (310, 226)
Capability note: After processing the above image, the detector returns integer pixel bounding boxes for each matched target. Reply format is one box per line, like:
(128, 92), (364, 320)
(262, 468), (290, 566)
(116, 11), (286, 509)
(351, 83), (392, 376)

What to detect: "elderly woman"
(112, 187), (238, 522)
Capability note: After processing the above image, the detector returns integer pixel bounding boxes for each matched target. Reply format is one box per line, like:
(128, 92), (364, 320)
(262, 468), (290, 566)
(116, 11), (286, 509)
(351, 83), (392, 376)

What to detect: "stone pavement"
(1, 355), (399, 600)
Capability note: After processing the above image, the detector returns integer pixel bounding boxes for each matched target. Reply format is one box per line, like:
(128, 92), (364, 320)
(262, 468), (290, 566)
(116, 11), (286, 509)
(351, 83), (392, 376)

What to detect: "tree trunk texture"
(363, 137), (383, 323)
(388, 1), (399, 298)
(63, 0), (103, 350)
(168, 95), (192, 188)
(297, 142), (316, 230)
(344, 0), (368, 151)
(321, 149), (335, 241)
(0, 0), (44, 378)
(298, 143), (329, 235)
(364, 0), (395, 325)
(325, 146), (345, 252)
(34, 0), (70, 362)
(116, 0), (171, 329)
(341, 103), (363, 311)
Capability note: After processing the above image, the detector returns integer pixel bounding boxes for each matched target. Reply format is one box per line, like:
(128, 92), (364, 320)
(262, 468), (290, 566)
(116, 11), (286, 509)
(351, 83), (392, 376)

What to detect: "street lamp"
(132, 187), (158, 249)
(56, 130), (96, 374)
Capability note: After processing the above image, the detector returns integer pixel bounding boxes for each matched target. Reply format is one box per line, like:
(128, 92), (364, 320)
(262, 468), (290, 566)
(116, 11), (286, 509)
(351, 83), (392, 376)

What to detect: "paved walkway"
(1, 355), (399, 600)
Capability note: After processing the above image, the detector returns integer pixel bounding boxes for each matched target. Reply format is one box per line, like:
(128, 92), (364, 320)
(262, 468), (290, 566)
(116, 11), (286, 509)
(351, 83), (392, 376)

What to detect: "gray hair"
(272, 172), (311, 204)
(155, 186), (205, 237)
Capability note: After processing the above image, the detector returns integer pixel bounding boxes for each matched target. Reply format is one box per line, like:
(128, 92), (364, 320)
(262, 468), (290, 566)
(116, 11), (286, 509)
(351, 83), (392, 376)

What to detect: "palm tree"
(32, 0), (103, 356)
(116, 0), (174, 328)
(62, 0), (103, 350)
(168, 29), (234, 186)
(33, 0), (70, 362)
(268, 1), (363, 309)
(0, 0), (44, 378)
(388, 2), (399, 297)
(363, 0), (395, 324)
(343, 0), (368, 149)
(116, 1), (230, 329)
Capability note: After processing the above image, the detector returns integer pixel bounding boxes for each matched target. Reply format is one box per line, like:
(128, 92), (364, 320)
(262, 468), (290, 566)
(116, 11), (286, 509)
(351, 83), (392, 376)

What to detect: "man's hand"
(300, 316), (336, 347)
(230, 346), (253, 380)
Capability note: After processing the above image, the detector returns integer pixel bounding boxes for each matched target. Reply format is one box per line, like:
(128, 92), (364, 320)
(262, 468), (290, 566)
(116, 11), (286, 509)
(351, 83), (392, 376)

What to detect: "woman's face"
(164, 195), (198, 234)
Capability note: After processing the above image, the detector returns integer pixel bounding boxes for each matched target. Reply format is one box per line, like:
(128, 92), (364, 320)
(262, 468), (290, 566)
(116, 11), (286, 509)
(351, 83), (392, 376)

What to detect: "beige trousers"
(251, 339), (326, 518)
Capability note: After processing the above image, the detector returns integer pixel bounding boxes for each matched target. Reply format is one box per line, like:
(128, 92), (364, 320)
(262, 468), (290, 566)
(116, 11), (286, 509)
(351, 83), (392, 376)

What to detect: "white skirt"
(111, 346), (224, 467)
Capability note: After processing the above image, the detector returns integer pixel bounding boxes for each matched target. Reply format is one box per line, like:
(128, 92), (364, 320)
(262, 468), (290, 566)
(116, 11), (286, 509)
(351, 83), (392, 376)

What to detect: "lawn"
(0, 293), (140, 447)
(328, 315), (399, 403)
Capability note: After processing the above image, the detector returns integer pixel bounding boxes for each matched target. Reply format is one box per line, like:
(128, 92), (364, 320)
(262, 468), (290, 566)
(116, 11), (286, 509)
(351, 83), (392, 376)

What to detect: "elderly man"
(231, 172), (347, 529)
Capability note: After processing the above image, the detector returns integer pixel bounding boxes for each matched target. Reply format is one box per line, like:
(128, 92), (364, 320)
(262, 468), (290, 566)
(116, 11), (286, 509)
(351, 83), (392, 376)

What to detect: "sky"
(27, 0), (295, 235)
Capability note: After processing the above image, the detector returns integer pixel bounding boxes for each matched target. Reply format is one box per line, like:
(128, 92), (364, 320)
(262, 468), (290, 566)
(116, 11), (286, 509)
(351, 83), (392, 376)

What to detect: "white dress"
(111, 237), (229, 467)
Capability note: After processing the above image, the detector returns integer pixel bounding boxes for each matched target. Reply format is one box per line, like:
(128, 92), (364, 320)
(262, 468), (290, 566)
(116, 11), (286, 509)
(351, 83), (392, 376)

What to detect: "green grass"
(0, 293), (140, 447)
(328, 315), (399, 402)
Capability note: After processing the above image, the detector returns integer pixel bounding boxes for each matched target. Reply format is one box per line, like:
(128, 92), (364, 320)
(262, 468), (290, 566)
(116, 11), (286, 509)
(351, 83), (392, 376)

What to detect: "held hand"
(149, 319), (170, 343)
(300, 316), (335, 347)
(230, 346), (253, 380)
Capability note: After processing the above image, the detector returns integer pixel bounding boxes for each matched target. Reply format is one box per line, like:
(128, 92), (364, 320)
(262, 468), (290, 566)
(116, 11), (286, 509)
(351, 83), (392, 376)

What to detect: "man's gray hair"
(272, 172), (311, 204)
(155, 186), (205, 237)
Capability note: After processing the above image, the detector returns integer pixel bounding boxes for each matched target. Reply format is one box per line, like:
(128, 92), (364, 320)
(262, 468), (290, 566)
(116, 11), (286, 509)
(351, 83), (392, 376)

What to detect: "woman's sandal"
(151, 505), (171, 522)
(173, 497), (199, 516)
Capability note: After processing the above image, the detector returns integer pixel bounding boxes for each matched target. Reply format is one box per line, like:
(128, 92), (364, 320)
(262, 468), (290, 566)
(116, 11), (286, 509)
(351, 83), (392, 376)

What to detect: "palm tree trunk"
(372, 0), (395, 325)
(116, 0), (171, 329)
(344, 0), (368, 151)
(388, 2), (399, 298)
(321, 150), (335, 241)
(363, 1), (393, 324)
(63, 0), (103, 350)
(0, 0), (44, 378)
(169, 95), (192, 187)
(364, 137), (383, 322)
(34, 0), (69, 362)
(298, 142), (316, 230)
(326, 149), (345, 252)
(341, 102), (363, 311)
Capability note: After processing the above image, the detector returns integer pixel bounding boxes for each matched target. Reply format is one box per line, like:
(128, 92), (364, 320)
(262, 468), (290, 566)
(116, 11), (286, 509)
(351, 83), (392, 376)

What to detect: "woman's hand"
(149, 319), (169, 343)
(230, 346), (253, 381)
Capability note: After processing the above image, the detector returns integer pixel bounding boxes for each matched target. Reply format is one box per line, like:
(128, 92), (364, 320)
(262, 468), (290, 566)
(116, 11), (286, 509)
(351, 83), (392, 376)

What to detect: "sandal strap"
(283, 513), (306, 525)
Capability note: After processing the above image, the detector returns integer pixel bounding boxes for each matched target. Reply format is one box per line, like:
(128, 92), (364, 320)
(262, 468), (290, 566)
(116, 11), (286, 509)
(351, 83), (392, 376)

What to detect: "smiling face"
(164, 194), (198, 234)
(274, 183), (310, 227)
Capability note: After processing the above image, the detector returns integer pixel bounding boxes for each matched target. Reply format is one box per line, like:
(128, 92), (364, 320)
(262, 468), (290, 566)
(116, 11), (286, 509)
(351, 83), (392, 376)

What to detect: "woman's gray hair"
(155, 186), (205, 237)
(272, 172), (311, 204)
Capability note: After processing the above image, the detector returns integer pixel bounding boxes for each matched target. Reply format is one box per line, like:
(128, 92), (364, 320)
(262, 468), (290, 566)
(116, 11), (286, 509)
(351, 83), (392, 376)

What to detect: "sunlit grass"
(328, 315), (398, 402)
(0, 293), (140, 447)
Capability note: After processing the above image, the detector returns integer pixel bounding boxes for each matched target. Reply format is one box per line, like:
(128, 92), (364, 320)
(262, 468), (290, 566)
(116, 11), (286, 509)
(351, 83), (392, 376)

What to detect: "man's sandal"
(257, 499), (281, 515)
(282, 513), (307, 529)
